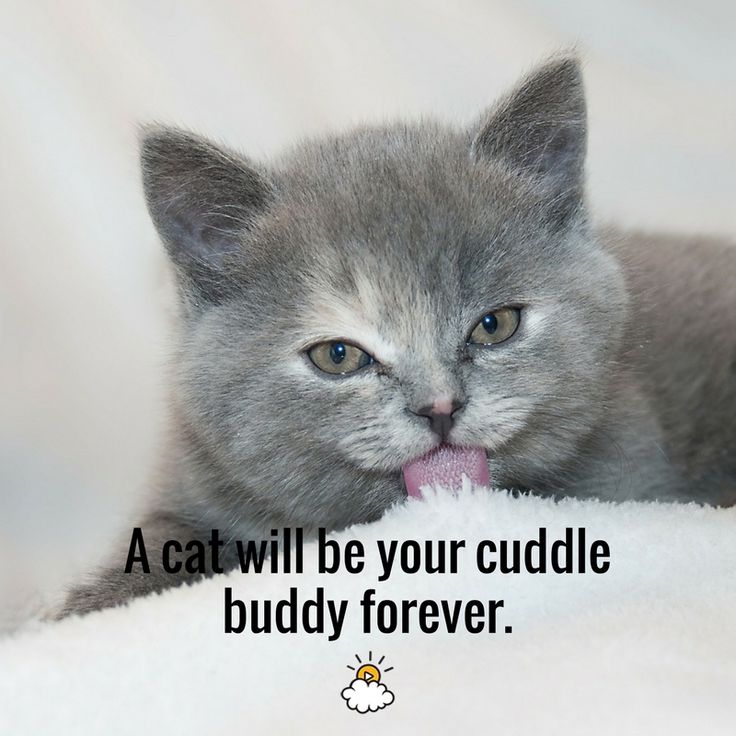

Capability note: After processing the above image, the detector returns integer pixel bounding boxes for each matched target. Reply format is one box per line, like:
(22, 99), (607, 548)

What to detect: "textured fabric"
(1, 487), (734, 734)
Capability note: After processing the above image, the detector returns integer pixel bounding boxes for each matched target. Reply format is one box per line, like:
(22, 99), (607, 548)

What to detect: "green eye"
(307, 340), (375, 375)
(468, 307), (520, 345)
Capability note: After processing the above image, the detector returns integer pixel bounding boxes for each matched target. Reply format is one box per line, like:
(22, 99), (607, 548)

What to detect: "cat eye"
(468, 307), (520, 346)
(307, 340), (375, 375)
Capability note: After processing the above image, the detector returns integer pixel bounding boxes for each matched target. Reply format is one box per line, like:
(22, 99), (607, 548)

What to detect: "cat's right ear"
(140, 126), (272, 303)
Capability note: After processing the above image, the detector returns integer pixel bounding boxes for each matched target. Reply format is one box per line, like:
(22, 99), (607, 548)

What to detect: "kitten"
(59, 56), (735, 617)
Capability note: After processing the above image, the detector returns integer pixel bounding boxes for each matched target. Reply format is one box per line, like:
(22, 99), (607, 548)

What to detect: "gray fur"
(57, 56), (735, 618)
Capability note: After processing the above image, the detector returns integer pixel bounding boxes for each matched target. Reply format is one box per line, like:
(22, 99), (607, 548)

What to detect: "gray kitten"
(59, 56), (735, 617)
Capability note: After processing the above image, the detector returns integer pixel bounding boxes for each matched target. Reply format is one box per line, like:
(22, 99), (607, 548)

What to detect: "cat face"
(143, 57), (629, 532)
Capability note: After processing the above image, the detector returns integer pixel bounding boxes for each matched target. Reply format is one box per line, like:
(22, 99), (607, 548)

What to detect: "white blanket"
(2, 488), (734, 735)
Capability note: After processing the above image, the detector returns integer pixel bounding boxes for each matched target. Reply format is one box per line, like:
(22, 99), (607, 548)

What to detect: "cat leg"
(52, 510), (208, 619)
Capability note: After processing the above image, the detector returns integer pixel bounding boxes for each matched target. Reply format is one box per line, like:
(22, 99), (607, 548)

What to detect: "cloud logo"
(342, 652), (395, 713)
(341, 678), (395, 713)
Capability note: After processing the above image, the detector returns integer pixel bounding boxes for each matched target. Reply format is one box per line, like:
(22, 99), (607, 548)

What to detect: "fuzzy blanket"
(1, 488), (734, 735)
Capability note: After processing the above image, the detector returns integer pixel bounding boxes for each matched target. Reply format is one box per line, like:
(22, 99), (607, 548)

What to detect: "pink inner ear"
(402, 445), (490, 499)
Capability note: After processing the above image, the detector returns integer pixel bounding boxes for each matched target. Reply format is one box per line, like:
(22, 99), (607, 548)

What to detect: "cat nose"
(413, 398), (464, 441)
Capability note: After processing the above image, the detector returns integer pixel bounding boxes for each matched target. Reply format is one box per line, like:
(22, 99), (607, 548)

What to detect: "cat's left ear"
(471, 55), (586, 224)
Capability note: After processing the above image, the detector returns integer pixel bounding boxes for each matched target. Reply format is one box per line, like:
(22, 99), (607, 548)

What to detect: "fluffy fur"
(14, 489), (736, 735)
(58, 56), (735, 617)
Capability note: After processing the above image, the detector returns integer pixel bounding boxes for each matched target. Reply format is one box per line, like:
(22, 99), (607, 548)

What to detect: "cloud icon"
(341, 678), (395, 713)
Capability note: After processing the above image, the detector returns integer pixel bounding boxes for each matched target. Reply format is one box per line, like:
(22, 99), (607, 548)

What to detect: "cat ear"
(471, 56), (586, 223)
(140, 126), (272, 302)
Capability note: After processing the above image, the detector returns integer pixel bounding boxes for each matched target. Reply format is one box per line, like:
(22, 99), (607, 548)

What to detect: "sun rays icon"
(341, 652), (395, 713)
(348, 651), (394, 683)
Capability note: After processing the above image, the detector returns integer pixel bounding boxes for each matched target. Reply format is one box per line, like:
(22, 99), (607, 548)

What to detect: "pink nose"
(412, 397), (465, 441)
(433, 397), (455, 415)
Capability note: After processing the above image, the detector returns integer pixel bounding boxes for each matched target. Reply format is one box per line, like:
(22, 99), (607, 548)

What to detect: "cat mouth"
(402, 444), (490, 499)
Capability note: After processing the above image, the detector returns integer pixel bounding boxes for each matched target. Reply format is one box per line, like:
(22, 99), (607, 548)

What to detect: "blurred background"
(1, 0), (734, 629)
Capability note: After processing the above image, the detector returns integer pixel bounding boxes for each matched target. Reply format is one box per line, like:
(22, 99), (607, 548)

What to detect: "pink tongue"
(402, 445), (490, 499)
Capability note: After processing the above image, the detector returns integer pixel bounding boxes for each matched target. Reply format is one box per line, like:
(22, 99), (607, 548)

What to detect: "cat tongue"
(402, 445), (489, 499)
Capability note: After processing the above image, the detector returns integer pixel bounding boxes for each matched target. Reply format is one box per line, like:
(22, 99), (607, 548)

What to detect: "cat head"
(141, 56), (628, 532)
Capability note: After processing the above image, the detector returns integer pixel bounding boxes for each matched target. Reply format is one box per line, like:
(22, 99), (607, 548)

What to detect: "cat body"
(59, 57), (735, 617)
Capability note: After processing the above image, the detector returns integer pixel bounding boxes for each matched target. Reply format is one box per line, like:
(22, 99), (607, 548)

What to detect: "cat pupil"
(482, 314), (498, 334)
(330, 342), (346, 364)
